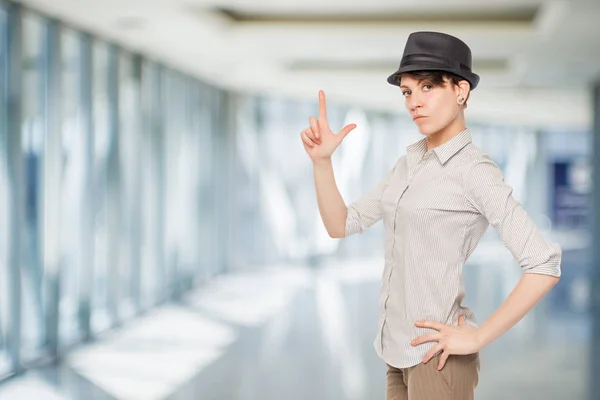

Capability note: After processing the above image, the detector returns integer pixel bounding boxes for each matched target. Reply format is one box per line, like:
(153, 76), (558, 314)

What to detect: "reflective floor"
(0, 258), (590, 400)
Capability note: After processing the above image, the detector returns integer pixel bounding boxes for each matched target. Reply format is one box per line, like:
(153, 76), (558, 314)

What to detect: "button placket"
(382, 156), (423, 318)
(381, 154), (429, 336)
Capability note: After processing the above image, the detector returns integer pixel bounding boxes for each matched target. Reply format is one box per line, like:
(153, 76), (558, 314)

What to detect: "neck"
(426, 118), (466, 151)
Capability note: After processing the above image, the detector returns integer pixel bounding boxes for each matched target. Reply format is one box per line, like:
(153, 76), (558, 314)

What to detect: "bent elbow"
(328, 229), (345, 239)
(327, 217), (348, 239)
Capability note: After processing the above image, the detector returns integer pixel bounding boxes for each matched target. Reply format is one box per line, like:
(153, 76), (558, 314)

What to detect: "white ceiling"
(20, 0), (600, 129)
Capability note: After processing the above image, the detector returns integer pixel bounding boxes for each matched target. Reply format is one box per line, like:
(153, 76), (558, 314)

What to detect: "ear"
(456, 80), (470, 105)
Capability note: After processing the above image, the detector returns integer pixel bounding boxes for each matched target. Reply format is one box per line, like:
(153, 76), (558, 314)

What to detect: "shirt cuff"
(345, 205), (363, 237)
(521, 243), (562, 278)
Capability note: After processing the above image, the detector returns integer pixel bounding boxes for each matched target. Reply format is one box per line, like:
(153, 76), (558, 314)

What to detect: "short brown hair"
(398, 70), (471, 107)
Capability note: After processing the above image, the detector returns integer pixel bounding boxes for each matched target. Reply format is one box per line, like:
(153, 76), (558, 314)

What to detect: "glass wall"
(118, 51), (141, 320)
(0, 0), (11, 377)
(59, 27), (84, 348)
(0, 1), (224, 379)
(139, 61), (165, 309)
(194, 82), (219, 281)
(89, 40), (112, 334)
(20, 11), (46, 363)
(543, 129), (591, 330)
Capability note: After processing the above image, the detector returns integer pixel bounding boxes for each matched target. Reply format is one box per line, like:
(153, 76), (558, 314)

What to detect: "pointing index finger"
(318, 90), (329, 126)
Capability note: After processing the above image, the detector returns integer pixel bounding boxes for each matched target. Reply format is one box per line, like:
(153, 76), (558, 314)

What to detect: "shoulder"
(457, 144), (505, 190)
(458, 143), (501, 172)
(390, 154), (407, 172)
(460, 143), (492, 164)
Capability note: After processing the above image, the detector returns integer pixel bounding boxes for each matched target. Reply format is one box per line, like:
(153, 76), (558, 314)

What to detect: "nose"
(408, 92), (422, 112)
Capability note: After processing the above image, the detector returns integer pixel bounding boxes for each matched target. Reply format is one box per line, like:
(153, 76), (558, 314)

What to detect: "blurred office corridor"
(0, 256), (590, 400)
(0, 0), (599, 399)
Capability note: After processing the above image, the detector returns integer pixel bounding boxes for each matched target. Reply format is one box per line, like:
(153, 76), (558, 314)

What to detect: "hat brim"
(387, 65), (480, 90)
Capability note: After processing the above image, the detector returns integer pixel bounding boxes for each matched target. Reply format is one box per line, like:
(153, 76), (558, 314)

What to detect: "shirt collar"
(406, 128), (472, 165)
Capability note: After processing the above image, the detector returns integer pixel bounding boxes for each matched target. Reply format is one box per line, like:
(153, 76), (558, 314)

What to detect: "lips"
(413, 115), (426, 121)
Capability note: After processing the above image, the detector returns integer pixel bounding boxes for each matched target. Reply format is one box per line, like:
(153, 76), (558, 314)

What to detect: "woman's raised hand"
(300, 90), (357, 163)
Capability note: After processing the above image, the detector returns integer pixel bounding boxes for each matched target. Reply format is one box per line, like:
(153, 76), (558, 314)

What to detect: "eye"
(422, 84), (433, 91)
(402, 90), (411, 97)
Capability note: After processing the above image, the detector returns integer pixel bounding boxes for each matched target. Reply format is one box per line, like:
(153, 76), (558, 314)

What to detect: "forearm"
(313, 158), (347, 238)
(475, 273), (560, 349)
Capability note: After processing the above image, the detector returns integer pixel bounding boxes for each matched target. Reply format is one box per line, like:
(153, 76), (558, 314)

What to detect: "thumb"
(337, 123), (357, 142)
(458, 315), (466, 326)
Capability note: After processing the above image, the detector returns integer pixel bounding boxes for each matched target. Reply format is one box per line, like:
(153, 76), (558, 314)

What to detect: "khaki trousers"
(386, 353), (480, 400)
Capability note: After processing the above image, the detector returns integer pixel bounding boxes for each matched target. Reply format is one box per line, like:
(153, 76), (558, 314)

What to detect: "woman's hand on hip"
(411, 315), (482, 370)
(300, 90), (357, 163)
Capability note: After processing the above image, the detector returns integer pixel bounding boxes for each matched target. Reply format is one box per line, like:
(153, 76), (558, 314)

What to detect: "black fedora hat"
(387, 31), (480, 90)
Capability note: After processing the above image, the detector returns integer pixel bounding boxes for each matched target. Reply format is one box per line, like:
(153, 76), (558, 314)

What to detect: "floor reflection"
(1, 254), (590, 400)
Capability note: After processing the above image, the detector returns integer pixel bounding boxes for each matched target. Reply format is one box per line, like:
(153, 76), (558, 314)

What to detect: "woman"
(299, 31), (562, 400)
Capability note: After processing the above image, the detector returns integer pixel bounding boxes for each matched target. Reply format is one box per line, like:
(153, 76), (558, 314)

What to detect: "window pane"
(164, 72), (200, 295)
(118, 52), (139, 318)
(59, 28), (84, 348)
(139, 62), (163, 308)
(90, 41), (112, 333)
(195, 83), (217, 279)
(0, 2), (11, 376)
(20, 12), (47, 363)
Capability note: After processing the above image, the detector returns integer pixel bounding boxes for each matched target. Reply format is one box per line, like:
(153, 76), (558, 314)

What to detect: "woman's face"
(400, 75), (463, 137)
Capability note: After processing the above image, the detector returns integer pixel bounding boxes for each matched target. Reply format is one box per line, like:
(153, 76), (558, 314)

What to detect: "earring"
(458, 97), (464, 103)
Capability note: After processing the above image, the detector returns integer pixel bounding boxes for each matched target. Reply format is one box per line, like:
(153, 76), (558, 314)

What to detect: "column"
(591, 82), (600, 400)
(42, 17), (62, 359)
(6, 1), (23, 373)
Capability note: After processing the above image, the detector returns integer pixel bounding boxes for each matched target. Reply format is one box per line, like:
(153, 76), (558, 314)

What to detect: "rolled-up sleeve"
(345, 159), (399, 237)
(462, 157), (562, 277)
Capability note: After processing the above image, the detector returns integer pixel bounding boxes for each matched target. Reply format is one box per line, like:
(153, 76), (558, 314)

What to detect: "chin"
(416, 125), (436, 136)
(415, 120), (445, 137)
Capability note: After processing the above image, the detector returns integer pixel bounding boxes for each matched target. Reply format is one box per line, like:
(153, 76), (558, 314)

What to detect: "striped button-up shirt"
(344, 128), (562, 368)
